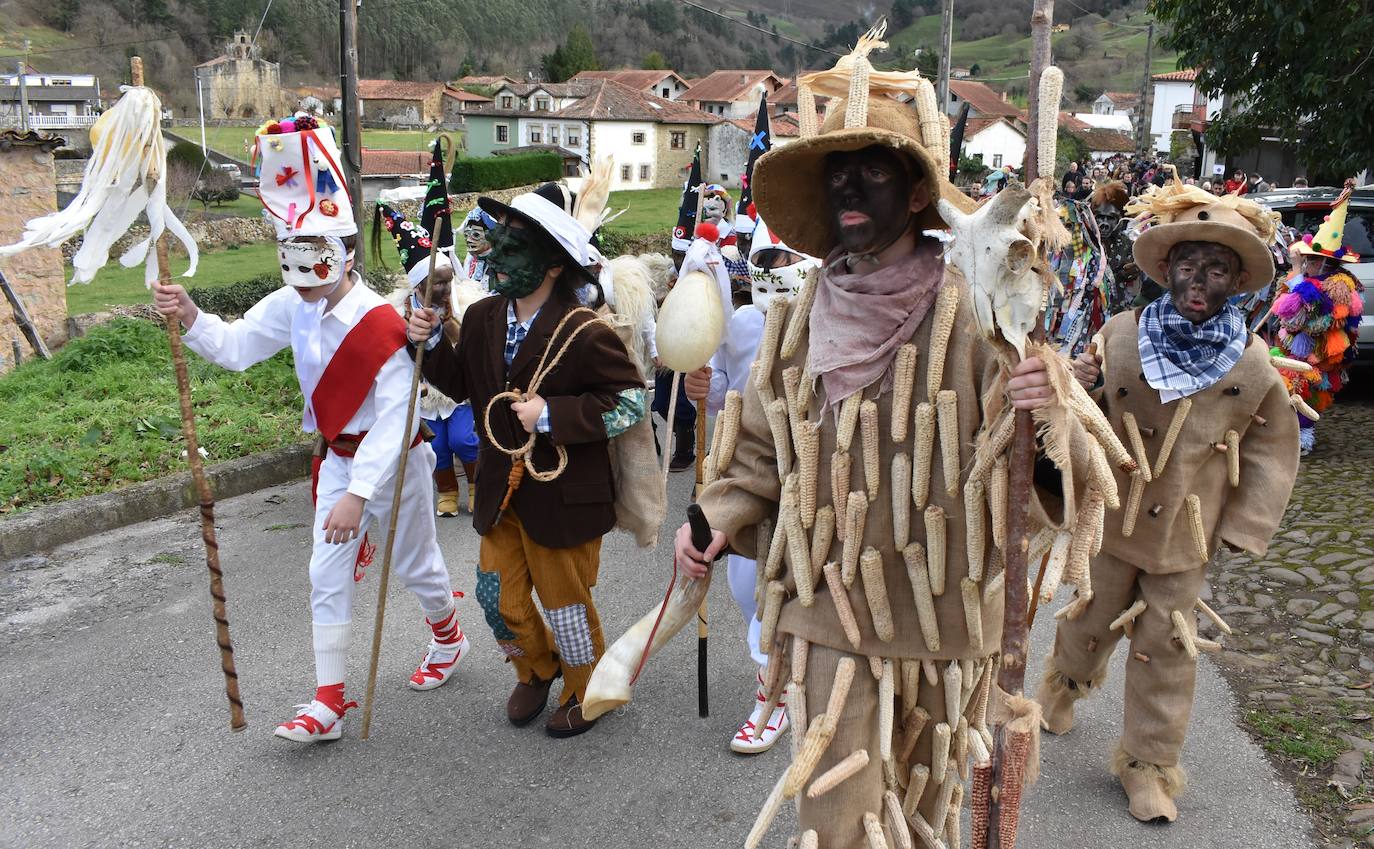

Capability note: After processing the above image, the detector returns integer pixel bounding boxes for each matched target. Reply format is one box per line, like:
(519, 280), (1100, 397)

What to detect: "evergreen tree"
(642, 50), (668, 70)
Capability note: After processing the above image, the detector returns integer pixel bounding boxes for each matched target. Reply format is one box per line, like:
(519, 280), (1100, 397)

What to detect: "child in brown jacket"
(1037, 181), (1300, 823)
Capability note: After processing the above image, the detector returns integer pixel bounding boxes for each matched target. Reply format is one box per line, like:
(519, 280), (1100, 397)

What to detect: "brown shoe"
(507, 673), (554, 726)
(545, 696), (597, 738)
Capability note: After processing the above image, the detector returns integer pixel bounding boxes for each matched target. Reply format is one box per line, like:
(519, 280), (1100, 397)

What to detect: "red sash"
(306, 303), (408, 583)
(311, 304), (408, 441)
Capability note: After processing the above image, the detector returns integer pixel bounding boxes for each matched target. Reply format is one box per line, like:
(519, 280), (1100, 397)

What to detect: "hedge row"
(450, 151), (562, 193)
(186, 269), (396, 317)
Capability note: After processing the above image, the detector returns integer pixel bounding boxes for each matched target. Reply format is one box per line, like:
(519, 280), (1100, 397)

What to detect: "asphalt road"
(0, 471), (1314, 849)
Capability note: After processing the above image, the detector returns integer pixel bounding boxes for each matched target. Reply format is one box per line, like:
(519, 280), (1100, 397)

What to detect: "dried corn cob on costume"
(1037, 178), (1300, 823)
(696, 215), (820, 753)
(695, 26), (1083, 849)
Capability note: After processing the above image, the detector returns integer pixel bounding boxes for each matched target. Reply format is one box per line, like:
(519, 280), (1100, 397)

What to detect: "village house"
(441, 88), (494, 123)
(0, 68), (102, 130)
(681, 70), (786, 119)
(571, 70), (691, 101)
(193, 31), (286, 120)
(462, 79), (721, 191)
(356, 80), (452, 126)
(292, 85), (340, 116)
(359, 149), (431, 202)
(770, 81), (831, 123)
(1060, 111), (1135, 160)
(961, 116), (1026, 171)
(453, 75), (520, 89)
(488, 82), (591, 114)
(1149, 69), (1222, 156)
(709, 111), (800, 189)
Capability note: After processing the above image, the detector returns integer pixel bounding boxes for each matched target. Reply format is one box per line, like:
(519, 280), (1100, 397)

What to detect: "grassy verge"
(0, 318), (307, 513)
(605, 187), (687, 236)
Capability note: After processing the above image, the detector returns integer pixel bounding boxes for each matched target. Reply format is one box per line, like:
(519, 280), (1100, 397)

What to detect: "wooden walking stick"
(135, 57), (246, 731)
(360, 135), (454, 739)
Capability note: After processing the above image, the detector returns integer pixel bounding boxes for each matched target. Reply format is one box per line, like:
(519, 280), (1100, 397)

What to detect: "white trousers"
(309, 443), (454, 625)
(726, 553), (767, 668)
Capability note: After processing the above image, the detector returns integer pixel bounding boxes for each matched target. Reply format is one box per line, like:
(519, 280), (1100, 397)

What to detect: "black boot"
(669, 418), (695, 472)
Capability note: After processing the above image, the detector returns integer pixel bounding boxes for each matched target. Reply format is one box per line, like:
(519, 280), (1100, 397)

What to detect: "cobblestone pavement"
(1206, 395), (1374, 848)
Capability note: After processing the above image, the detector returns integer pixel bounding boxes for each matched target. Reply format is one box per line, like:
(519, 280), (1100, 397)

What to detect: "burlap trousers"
(1049, 552), (1207, 767)
(475, 512), (604, 706)
(766, 641), (994, 849)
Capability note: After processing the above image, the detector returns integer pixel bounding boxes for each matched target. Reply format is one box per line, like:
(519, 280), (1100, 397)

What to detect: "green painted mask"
(485, 223), (559, 298)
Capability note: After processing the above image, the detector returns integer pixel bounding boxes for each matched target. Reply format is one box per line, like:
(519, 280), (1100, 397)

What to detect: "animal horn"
(582, 571), (714, 720)
(985, 182), (1032, 226)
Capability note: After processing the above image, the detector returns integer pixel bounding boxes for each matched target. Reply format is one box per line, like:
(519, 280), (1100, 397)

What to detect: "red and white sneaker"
(407, 635), (470, 691)
(730, 692), (790, 754)
(274, 698), (352, 743)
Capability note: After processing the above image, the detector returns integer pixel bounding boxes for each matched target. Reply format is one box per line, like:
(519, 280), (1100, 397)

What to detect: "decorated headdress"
(418, 138), (456, 264)
(1295, 180), (1361, 263)
(252, 113), (355, 239)
(1127, 165), (1280, 293)
(672, 142), (705, 251)
(462, 206), (498, 231)
(376, 202), (451, 285)
(735, 92), (771, 237)
(751, 19), (974, 257)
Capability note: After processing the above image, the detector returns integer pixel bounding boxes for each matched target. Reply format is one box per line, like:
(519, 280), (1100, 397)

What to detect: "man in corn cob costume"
(674, 28), (1068, 848)
(1037, 178), (1300, 823)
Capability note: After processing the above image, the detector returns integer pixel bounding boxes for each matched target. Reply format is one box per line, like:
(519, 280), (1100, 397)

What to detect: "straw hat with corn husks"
(1127, 166), (1280, 293)
(751, 20), (975, 258)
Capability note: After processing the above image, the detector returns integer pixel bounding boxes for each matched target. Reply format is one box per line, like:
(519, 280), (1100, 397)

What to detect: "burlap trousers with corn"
(753, 641), (996, 849)
(476, 512), (604, 706)
(1048, 552), (1207, 767)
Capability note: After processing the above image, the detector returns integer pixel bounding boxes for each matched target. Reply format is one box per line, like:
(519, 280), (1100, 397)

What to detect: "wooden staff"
(692, 181), (710, 718)
(135, 56), (245, 732)
(360, 135), (454, 739)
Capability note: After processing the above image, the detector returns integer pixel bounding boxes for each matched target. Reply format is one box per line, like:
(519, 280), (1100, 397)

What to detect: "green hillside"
(888, 10), (1181, 104)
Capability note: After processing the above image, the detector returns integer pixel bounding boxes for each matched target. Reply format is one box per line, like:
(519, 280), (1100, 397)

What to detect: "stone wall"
(0, 145), (67, 368)
(197, 58), (285, 121)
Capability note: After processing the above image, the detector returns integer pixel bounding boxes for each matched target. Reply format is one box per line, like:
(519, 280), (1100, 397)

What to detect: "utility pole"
(937, 0), (954, 111)
(1135, 22), (1155, 158)
(1023, 0), (1054, 178)
(339, 0), (365, 271)
(17, 64), (30, 132)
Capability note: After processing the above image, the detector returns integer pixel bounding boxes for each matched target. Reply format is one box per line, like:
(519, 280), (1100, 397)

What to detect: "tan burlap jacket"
(698, 266), (1064, 660)
(1093, 310), (1299, 573)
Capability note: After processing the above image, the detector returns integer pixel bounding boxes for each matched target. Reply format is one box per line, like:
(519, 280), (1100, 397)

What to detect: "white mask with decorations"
(747, 217), (819, 314)
(278, 236), (348, 289)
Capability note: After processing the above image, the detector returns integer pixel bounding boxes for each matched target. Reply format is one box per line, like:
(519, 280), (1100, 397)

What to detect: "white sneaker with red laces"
(274, 699), (349, 743)
(407, 635), (470, 691)
(730, 694), (790, 754)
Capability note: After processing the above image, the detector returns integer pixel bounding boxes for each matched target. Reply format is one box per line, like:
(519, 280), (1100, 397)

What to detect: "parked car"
(1249, 186), (1374, 366)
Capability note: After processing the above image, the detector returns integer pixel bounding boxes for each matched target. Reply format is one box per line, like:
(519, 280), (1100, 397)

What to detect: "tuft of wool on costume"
(1273, 269), (1362, 413)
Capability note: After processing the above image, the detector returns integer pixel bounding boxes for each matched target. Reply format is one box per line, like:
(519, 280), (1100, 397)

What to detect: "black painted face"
(1165, 241), (1244, 323)
(824, 146), (918, 255)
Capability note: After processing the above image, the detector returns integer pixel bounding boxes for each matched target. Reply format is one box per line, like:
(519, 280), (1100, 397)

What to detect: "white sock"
(313, 620), (351, 687)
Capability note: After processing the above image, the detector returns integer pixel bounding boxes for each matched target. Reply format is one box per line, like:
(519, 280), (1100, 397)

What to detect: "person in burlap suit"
(1037, 181), (1300, 823)
(672, 60), (1069, 848)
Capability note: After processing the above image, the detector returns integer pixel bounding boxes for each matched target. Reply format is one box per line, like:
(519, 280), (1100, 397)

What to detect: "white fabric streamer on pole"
(0, 85), (199, 286)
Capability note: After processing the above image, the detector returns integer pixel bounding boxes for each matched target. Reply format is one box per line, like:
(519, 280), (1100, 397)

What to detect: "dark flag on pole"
(948, 102), (971, 180)
(420, 138), (454, 262)
(735, 92), (770, 237)
(672, 141), (704, 252)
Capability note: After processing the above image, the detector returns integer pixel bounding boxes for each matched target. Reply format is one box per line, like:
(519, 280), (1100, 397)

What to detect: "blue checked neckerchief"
(1138, 295), (1247, 403)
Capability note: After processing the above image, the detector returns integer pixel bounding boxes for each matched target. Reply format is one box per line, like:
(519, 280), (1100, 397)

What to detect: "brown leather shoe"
(507, 673), (554, 726)
(545, 696), (597, 738)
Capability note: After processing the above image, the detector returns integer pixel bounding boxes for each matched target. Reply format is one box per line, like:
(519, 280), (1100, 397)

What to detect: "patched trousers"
(1049, 552), (1208, 766)
(475, 511), (604, 705)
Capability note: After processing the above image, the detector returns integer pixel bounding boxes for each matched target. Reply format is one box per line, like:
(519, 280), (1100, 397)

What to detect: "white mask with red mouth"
(278, 236), (348, 290)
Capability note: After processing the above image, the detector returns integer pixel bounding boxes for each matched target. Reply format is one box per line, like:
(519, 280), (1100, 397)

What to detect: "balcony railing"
(0, 113), (99, 129)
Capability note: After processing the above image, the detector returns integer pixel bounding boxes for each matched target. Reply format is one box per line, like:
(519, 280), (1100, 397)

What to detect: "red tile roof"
(1073, 128), (1135, 152)
(727, 112), (800, 137)
(1103, 91), (1140, 105)
(553, 79), (720, 124)
(963, 116), (1019, 138)
(453, 75), (518, 87)
(948, 81), (1024, 119)
(443, 87), (492, 102)
(682, 70), (785, 104)
(572, 70), (688, 91)
(1152, 69), (1198, 82)
(1058, 111), (1093, 131)
(356, 79), (446, 101)
(361, 149), (429, 176)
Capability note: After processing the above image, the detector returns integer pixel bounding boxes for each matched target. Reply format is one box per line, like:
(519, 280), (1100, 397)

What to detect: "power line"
(1056, 0), (1154, 31)
(674, 0), (846, 59)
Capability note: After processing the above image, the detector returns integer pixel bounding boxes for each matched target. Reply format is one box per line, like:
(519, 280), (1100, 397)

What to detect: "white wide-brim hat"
(478, 192), (596, 283)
